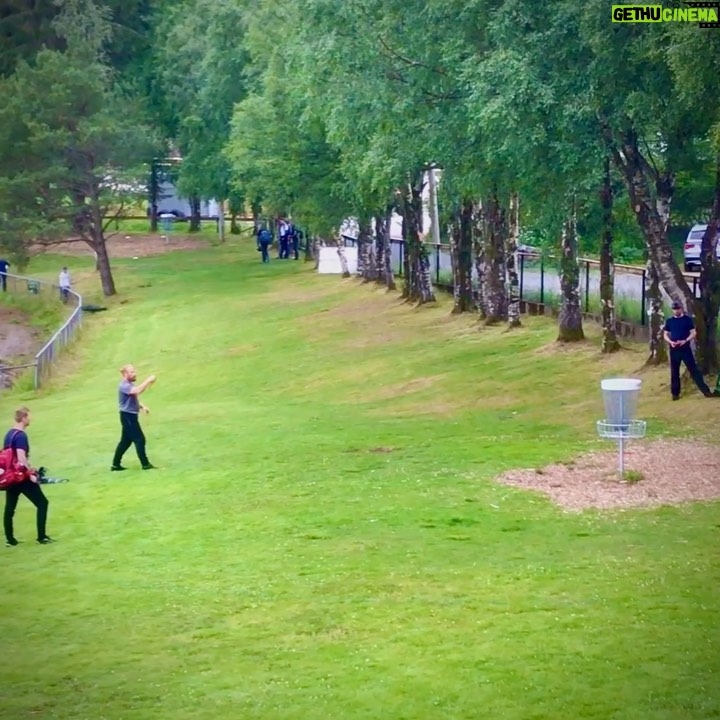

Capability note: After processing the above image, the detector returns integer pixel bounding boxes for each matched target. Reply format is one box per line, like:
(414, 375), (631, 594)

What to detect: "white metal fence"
(0, 271), (83, 390)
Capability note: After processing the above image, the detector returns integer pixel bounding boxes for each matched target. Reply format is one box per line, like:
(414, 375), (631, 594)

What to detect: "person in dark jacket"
(662, 300), (715, 400)
(3, 407), (52, 546)
(287, 222), (299, 259)
(257, 227), (272, 263)
(0, 257), (9, 292)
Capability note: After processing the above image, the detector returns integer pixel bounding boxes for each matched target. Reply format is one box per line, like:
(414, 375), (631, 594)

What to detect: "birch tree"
(506, 193), (521, 328)
(0, 0), (155, 296)
(557, 206), (585, 343)
(599, 157), (620, 353)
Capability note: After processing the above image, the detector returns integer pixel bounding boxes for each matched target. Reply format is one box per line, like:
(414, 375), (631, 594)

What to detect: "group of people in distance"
(255, 218), (303, 263)
(3, 363), (157, 547)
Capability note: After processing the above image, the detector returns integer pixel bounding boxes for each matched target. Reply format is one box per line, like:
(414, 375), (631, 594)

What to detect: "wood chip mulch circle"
(496, 440), (719, 511)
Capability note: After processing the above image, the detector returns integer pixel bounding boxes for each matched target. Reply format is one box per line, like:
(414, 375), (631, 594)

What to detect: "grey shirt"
(118, 379), (140, 413)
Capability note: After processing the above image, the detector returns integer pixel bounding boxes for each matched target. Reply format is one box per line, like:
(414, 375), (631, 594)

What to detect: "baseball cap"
(671, 300), (682, 309)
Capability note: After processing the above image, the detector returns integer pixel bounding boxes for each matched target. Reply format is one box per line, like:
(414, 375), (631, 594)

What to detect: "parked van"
(683, 223), (720, 272)
(148, 181), (219, 218)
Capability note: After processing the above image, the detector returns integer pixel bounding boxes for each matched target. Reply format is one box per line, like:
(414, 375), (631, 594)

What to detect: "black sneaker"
(111, 465), (126, 472)
(142, 463), (157, 470)
(36, 536), (55, 545)
(6, 538), (19, 547)
(672, 395), (680, 401)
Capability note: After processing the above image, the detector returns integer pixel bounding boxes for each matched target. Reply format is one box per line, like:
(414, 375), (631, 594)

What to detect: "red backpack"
(0, 431), (31, 490)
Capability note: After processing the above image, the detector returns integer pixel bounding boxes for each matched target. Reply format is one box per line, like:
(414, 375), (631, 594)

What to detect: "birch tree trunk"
(356, 231), (365, 278)
(459, 198), (474, 312)
(313, 237), (321, 270)
(472, 200), (487, 319)
(599, 157), (620, 353)
(189, 196), (201, 232)
(405, 175), (424, 302)
(406, 175), (435, 304)
(336, 240), (350, 278)
(604, 125), (694, 360)
(557, 208), (584, 342)
(373, 214), (385, 284)
(366, 235), (377, 282)
(416, 241), (436, 304)
(359, 220), (376, 282)
(644, 257), (666, 365)
(506, 192), (521, 328)
(449, 201), (474, 313)
(381, 206), (396, 291)
(396, 195), (412, 299)
(449, 212), (462, 311)
(695, 154), (720, 374)
(483, 190), (508, 325)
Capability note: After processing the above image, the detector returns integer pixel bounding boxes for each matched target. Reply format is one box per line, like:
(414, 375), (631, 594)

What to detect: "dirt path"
(32, 233), (212, 258)
(0, 306), (44, 387)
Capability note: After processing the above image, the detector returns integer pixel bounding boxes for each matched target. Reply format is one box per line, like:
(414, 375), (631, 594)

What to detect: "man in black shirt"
(3, 407), (52, 546)
(662, 300), (713, 400)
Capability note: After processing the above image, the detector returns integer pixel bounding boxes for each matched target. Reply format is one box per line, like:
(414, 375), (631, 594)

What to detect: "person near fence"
(59, 266), (71, 303)
(3, 407), (53, 546)
(0, 257), (9, 292)
(111, 364), (157, 471)
(663, 300), (715, 400)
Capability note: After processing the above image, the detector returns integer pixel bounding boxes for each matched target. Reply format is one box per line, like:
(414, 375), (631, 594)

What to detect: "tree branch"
(376, 34), (447, 76)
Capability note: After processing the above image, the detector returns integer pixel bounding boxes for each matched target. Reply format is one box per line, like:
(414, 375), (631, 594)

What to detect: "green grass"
(0, 287), (68, 339)
(1, 239), (719, 720)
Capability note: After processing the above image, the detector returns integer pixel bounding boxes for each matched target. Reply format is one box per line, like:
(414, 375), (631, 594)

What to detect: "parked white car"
(683, 223), (720, 272)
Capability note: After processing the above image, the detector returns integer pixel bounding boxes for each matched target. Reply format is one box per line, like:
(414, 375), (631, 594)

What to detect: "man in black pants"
(3, 407), (52, 546)
(111, 364), (157, 471)
(663, 300), (715, 400)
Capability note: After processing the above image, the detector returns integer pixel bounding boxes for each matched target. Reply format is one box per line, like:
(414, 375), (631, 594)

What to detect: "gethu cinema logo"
(611, 4), (719, 23)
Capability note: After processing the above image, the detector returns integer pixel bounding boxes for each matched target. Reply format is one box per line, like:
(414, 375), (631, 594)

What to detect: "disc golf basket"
(596, 378), (647, 475)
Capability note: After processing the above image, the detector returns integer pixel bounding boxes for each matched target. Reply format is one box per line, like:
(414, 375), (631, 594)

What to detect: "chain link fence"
(0, 271), (83, 390)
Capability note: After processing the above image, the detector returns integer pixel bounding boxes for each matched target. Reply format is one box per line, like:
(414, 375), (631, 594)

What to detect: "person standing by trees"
(58, 266), (71, 302)
(3, 407), (52, 546)
(663, 301), (715, 400)
(287, 221), (299, 260)
(111, 364), (157, 471)
(257, 226), (272, 263)
(278, 218), (289, 259)
(0, 257), (9, 292)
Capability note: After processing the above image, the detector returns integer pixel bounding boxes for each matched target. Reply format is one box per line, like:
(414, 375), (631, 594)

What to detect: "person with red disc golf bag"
(1, 407), (52, 546)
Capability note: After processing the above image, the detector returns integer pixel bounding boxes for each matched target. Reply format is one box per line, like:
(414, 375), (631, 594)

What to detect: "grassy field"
(1, 237), (719, 720)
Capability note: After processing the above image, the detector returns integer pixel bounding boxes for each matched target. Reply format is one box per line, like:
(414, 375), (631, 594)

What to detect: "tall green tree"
(153, 0), (250, 231)
(0, 0), (155, 295)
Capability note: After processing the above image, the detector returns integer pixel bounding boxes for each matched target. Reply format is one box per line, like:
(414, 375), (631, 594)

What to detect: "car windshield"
(689, 229), (719, 240)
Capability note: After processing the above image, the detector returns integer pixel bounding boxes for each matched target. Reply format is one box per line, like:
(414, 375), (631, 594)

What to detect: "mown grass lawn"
(1, 237), (719, 720)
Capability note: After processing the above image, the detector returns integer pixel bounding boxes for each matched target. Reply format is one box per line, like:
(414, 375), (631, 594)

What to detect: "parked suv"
(683, 223), (720, 272)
